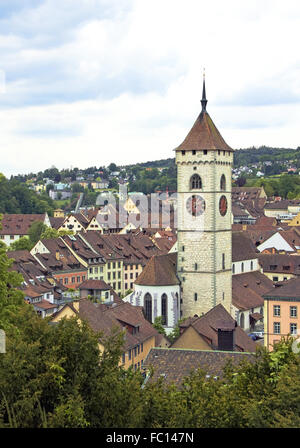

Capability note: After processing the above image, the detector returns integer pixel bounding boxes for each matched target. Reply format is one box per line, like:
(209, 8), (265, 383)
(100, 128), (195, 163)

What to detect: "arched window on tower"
(144, 293), (152, 323)
(190, 174), (202, 190)
(161, 293), (168, 326)
(220, 174), (226, 191)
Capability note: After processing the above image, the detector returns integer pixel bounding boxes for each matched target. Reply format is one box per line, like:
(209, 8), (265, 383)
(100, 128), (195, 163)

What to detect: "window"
(250, 261), (253, 271)
(125, 274), (128, 280)
(195, 263), (197, 270)
(222, 253), (225, 270)
(118, 282), (121, 289)
(290, 306), (297, 318)
(190, 174), (202, 190)
(137, 345), (140, 355)
(141, 343), (143, 352)
(82, 276), (86, 281)
(232, 264), (235, 274)
(64, 278), (68, 285)
(77, 276), (80, 282)
(273, 305), (281, 317)
(273, 276), (279, 282)
(203, 150), (207, 155)
(240, 313), (244, 329)
(241, 262), (244, 273)
(128, 349), (131, 360)
(194, 293), (198, 301)
(72, 277), (75, 283)
(182, 150), (185, 155)
(161, 293), (168, 326)
(274, 322), (281, 334)
(220, 174), (226, 191)
(118, 262), (121, 268)
(144, 293), (152, 322)
(290, 323), (297, 335)
(192, 150), (196, 155)
(134, 346), (137, 357)
(10, 235), (14, 240)
(182, 245), (185, 252)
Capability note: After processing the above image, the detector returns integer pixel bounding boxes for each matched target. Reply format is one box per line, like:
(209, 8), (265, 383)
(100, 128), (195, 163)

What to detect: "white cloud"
(1, 0), (300, 176)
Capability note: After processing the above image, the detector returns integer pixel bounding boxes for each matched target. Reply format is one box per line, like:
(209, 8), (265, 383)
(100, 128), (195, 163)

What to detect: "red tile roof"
(175, 111), (233, 152)
(0, 214), (46, 235)
(135, 252), (179, 286)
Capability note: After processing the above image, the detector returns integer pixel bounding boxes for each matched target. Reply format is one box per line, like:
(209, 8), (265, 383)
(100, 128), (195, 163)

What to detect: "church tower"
(175, 77), (233, 318)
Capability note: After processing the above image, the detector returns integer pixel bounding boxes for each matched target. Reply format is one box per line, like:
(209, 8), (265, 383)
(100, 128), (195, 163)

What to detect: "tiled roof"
(264, 200), (289, 210)
(79, 279), (111, 290)
(175, 111), (233, 152)
(49, 217), (65, 229)
(232, 232), (258, 262)
(263, 277), (300, 300)
(259, 253), (300, 275)
(232, 271), (274, 310)
(184, 304), (256, 352)
(34, 238), (85, 272)
(0, 214), (46, 235)
(143, 348), (255, 386)
(78, 299), (158, 350)
(135, 252), (179, 286)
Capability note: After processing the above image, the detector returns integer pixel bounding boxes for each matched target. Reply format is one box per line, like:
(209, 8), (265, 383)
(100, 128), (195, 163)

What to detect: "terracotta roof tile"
(143, 348), (255, 386)
(175, 111), (233, 152)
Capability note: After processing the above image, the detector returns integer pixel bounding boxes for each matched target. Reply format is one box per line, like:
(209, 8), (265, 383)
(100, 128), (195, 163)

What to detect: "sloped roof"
(175, 111), (233, 152)
(77, 299), (158, 350)
(263, 277), (300, 300)
(186, 304), (256, 353)
(79, 279), (111, 290)
(232, 232), (258, 262)
(0, 214), (46, 235)
(259, 253), (300, 275)
(143, 348), (255, 386)
(135, 252), (179, 286)
(232, 271), (274, 310)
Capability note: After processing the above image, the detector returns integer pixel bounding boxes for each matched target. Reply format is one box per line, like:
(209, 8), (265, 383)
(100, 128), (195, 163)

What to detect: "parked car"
(248, 333), (258, 341)
(252, 331), (264, 339)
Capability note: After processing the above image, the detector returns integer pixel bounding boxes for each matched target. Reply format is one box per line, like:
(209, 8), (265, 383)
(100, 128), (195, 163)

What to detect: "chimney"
(55, 250), (60, 261)
(216, 319), (236, 351)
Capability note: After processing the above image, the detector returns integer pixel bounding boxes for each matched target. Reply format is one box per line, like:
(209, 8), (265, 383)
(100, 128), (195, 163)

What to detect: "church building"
(124, 78), (234, 330)
(176, 77), (233, 318)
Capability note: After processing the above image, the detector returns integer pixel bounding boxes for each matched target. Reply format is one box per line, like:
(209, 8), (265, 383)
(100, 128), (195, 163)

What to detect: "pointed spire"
(201, 68), (207, 112)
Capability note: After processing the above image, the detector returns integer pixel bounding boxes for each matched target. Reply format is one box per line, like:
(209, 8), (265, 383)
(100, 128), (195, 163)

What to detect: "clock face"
(219, 195), (228, 216)
(186, 195), (206, 216)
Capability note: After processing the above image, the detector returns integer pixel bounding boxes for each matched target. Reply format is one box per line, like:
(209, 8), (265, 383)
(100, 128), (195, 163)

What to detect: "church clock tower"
(175, 77), (233, 318)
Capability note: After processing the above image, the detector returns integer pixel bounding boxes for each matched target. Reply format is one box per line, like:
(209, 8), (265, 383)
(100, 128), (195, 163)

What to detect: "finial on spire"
(201, 68), (207, 112)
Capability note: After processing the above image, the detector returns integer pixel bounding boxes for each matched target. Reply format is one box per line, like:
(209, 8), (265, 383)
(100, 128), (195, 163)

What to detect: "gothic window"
(144, 293), (152, 323)
(220, 174), (226, 191)
(161, 293), (168, 326)
(190, 174), (202, 190)
(240, 313), (244, 329)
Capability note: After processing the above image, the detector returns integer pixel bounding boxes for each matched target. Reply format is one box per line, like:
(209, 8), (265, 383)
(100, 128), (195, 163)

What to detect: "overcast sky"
(1, 0), (300, 176)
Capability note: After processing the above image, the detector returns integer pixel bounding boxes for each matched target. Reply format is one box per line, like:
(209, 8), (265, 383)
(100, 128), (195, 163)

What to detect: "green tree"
(28, 221), (48, 245)
(8, 236), (33, 252)
(153, 316), (166, 336)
